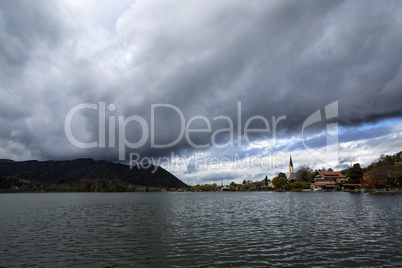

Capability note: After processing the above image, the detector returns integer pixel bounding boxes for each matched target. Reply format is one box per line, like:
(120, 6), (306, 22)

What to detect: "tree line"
(0, 177), (165, 193)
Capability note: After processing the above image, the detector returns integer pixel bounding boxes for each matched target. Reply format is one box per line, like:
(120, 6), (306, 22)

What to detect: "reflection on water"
(0, 192), (401, 267)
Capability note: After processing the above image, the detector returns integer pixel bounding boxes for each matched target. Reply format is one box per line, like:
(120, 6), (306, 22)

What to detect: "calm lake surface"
(0, 192), (401, 267)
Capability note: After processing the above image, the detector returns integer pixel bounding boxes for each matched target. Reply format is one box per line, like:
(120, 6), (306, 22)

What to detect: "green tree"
(347, 163), (363, 184)
(290, 181), (310, 191)
(377, 154), (394, 166)
(211, 183), (217, 191)
(277, 172), (287, 179)
(272, 175), (287, 191)
(201, 184), (209, 191)
(295, 167), (315, 182)
(264, 175), (268, 186)
(229, 185), (236, 191)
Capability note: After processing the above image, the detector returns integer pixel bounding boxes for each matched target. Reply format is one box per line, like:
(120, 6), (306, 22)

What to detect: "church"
(287, 155), (297, 182)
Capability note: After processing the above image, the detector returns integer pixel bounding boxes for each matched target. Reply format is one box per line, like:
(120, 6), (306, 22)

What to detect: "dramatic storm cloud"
(1, 0), (402, 184)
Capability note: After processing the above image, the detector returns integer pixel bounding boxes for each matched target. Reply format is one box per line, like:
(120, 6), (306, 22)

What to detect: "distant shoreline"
(1, 190), (400, 195)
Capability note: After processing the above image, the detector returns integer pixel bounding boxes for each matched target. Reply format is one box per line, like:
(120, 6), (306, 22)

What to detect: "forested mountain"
(0, 158), (188, 192)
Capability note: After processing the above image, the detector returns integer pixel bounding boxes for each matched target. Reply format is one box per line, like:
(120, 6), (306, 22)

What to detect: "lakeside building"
(251, 181), (265, 190)
(310, 171), (348, 191)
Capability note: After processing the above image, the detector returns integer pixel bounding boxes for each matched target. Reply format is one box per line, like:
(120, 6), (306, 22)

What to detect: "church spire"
(289, 155), (294, 175)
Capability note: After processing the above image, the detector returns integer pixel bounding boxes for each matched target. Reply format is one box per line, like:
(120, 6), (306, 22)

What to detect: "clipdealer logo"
(64, 101), (339, 170)
(64, 102), (286, 161)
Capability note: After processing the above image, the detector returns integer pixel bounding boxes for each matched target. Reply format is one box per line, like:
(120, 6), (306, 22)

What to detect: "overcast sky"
(1, 0), (402, 185)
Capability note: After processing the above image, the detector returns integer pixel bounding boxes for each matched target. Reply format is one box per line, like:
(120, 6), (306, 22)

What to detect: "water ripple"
(0, 192), (401, 267)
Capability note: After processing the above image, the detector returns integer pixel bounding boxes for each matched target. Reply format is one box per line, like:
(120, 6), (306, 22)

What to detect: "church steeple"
(289, 155), (294, 175)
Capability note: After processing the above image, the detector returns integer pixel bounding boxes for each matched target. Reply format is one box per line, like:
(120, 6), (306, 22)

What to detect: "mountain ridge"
(0, 158), (188, 191)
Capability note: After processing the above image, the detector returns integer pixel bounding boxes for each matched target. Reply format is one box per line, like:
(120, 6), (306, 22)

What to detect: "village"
(190, 152), (402, 193)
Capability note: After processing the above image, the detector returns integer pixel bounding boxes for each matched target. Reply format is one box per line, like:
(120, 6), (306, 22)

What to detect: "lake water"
(0, 192), (401, 267)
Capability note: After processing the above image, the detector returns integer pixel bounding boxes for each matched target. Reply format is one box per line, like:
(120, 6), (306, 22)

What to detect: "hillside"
(0, 158), (188, 192)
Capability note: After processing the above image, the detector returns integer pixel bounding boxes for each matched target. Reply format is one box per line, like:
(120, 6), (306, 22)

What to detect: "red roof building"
(314, 171), (346, 181)
(311, 171), (348, 191)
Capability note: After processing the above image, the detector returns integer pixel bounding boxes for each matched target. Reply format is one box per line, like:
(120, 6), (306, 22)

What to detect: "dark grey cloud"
(1, 0), (402, 167)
